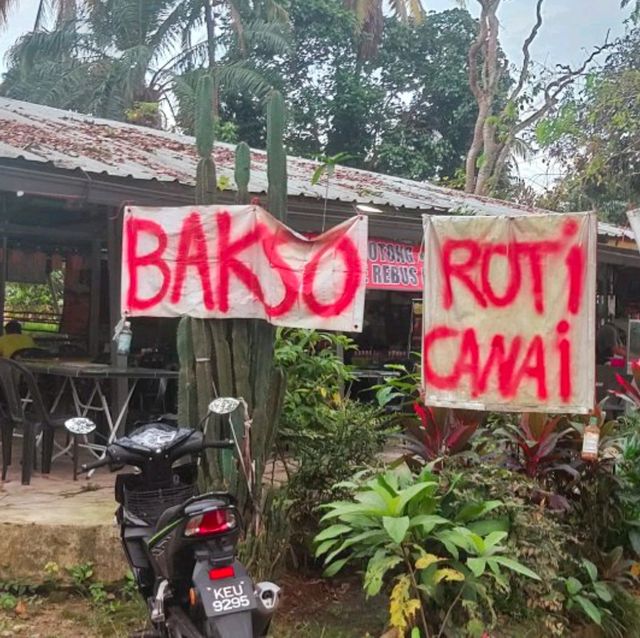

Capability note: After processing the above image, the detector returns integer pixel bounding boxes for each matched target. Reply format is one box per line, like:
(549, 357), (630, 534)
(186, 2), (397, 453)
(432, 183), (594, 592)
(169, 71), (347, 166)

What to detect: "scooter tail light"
(184, 508), (237, 537)
(209, 565), (235, 580)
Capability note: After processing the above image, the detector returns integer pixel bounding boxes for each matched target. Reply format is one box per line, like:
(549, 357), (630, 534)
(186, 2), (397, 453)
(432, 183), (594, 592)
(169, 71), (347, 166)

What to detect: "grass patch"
(24, 323), (59, 333)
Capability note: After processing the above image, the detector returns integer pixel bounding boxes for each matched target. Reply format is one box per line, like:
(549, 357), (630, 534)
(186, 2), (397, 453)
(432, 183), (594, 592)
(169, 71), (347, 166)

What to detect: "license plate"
(202, 578), (256, 617)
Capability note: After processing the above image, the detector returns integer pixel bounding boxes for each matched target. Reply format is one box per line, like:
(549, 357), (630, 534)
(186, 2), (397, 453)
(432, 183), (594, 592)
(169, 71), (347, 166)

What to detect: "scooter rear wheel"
(203, 614), (254, 638)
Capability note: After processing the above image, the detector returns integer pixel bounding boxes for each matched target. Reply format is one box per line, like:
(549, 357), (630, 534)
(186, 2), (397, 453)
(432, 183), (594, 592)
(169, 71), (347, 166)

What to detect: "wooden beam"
(0, 223), (94, 243)
(0, 161), (195, 208)
(88, 239), (101, 357)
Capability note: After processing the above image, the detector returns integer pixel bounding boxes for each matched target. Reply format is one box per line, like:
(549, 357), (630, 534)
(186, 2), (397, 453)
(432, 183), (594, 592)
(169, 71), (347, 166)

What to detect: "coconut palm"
(0, 0), (79, 27)
(345, 0), (425, 59)
(1, 0), (289, 127)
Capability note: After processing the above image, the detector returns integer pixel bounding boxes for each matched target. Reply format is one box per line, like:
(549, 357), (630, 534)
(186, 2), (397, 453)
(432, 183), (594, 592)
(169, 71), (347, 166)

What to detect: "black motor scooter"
(69, 397), (279, 638)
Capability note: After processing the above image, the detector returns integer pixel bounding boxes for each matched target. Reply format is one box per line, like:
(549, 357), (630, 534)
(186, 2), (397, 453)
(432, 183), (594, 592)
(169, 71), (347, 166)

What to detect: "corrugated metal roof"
(0, 96), (634, 240)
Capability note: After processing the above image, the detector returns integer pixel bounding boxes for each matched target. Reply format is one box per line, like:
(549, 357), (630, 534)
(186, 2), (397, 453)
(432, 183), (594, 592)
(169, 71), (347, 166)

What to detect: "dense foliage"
(1, 2), (479, 184)
(537, 25), (640, 223)
(302, 365), (640, 636)
(273, 329), (391, 562)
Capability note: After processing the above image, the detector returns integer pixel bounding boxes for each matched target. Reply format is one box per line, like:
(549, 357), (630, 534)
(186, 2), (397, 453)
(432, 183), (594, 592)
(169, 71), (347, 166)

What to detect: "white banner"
(627, 209), (640, 252)
(121, 205), (367, 332)
(422, 213), (597, 413)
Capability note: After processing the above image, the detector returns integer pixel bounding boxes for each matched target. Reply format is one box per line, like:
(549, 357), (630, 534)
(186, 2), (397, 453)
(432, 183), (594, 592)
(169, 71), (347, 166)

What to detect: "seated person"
(0, 321), (36, 358)
(596, 317), (626, 365)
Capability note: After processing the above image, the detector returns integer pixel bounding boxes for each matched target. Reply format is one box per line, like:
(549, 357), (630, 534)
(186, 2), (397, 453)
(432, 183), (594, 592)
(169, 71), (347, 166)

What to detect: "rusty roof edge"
(0, 97), (636, 241)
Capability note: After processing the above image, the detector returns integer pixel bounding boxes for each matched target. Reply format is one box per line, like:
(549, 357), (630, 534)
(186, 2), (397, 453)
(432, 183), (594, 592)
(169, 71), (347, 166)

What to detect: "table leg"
(49, 377), (69, 415)
(69, 378), (99, 418)
(98, 379), (138, 444)
(54, 379), (102, 461)
(73, 436), (78, 481)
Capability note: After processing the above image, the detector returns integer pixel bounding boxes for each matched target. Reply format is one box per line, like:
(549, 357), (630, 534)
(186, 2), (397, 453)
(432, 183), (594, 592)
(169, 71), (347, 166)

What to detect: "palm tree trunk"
(203, 0), (220, 121)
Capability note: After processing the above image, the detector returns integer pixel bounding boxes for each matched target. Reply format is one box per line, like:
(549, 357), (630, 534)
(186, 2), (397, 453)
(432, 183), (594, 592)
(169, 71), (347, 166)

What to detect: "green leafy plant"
(375, 362), (420, 411)
(67, 562), (95, 594)
(275, 328), (355, 449)
(438, 460), (581, 635)
(315, 464), (539, 636)
(561, 559), (613, 627)
(0, 593), (17, 612)
(121, 571), (138, 601)
(310, 152), (354, 186)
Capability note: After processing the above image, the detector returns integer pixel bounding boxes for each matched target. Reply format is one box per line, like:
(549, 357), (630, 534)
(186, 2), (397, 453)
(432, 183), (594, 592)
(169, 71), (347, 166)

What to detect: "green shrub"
(439, 462), (574, 635)
(286, 400), (391, 561)
(275, 328), (355, 448)
(315, 463), (540, 636)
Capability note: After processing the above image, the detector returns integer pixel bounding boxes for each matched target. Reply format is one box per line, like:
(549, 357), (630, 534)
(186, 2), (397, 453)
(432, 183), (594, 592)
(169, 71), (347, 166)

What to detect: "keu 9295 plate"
(201, 577), (257, 616)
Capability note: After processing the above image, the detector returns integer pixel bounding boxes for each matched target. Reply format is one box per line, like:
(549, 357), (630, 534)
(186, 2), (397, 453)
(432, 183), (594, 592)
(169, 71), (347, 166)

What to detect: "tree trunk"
(464, 99), (489, 193)
(203, 0), (220, 121)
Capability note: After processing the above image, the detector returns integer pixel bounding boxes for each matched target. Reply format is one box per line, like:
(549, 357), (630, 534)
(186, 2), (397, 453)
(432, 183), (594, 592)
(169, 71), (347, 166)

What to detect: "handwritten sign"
(367, 239), (422, 291)
(422, 213), (596, 413)
(122, 205), (367, 331)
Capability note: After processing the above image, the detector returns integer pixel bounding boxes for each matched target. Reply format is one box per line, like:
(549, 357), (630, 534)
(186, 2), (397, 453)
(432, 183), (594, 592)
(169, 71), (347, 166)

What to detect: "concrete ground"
(1, 444), (115, 526)
(0, 437), (127, 583)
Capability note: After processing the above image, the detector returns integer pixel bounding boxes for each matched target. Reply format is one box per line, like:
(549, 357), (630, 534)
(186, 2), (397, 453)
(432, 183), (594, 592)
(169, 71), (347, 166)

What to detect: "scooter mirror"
(208, 397), (241, 415)
(64, 417), (97, 435)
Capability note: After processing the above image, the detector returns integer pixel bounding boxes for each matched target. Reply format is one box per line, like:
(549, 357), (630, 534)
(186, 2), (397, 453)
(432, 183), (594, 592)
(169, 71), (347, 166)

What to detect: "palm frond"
(161, 38), (209, 74)
(407, 0), (425, 23)
(262, 0), (289, 24)
(388, 0), (408, 21)
(243, 19), (290, 54)
(215, 61), (272, 100)
(33, 0), (47, 30)
(7, 26), (88, 71)
(0, 0), (18, 26)
(510, 136), (533, 162)
(388, 0), (425, 22)
(148, 0), (194, 57)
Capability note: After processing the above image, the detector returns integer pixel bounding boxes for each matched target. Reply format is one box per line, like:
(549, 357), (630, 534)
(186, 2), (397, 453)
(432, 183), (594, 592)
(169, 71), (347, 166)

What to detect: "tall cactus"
(176, 316), (197, 428)
(266, 90), (287, 222)
(195, 74), (217, 207)
(179, 85), (288, 548)
(235, 141), (251, 205)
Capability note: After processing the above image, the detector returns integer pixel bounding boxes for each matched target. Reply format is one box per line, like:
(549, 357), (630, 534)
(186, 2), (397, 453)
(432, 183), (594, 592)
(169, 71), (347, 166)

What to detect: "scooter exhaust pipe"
(252, 582), (281, 636)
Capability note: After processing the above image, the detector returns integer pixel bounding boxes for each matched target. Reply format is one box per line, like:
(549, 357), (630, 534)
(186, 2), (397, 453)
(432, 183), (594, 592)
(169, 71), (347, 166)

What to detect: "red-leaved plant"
(497, 413), (578, 479)
(613, 368), (640, 409)
(402, 403), (482, 462)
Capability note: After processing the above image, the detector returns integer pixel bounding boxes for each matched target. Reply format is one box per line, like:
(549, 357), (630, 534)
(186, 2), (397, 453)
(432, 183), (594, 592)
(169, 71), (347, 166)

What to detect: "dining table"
(22, 359), (179, 456)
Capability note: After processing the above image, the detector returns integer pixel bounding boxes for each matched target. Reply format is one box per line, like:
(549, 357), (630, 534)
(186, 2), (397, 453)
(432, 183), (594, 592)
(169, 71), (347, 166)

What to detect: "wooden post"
(0, 235), (7, 329)
(88, 239), (101, 357)
(0, 194), (7, 329)
(107, 208), (127, 432)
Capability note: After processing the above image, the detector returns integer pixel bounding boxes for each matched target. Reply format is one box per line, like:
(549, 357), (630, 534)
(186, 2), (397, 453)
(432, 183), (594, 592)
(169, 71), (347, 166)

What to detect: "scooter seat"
(155, 503), (184, 533)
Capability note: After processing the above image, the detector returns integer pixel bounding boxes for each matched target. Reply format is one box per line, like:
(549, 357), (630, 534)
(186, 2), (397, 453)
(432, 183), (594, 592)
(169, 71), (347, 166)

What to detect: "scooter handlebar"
(79, 455), (111, 473)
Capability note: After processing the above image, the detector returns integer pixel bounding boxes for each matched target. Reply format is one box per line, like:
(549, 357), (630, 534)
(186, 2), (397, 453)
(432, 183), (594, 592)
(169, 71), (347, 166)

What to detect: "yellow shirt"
(0, 333), (36, 358)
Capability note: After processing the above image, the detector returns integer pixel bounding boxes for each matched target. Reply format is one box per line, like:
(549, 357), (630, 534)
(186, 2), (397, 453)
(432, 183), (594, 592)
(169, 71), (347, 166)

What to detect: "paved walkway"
(0, 440), (125, 583)
(1, 440), (115, 526)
